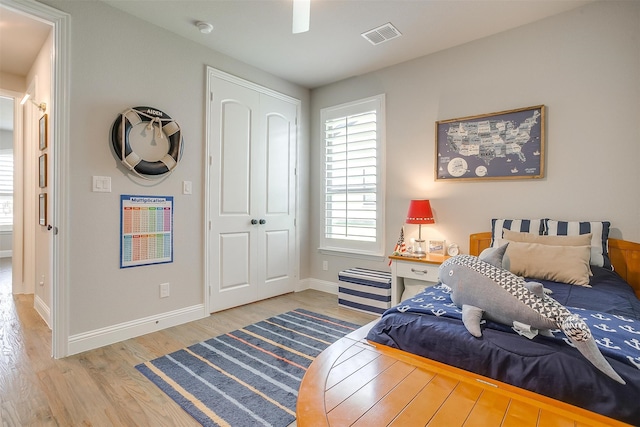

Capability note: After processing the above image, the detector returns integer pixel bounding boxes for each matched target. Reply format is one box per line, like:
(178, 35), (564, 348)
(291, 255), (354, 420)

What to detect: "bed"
(366, 228), (640, 425)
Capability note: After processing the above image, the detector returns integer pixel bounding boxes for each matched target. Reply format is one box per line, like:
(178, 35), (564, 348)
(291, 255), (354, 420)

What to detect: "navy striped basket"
(338, 268), (392, 315)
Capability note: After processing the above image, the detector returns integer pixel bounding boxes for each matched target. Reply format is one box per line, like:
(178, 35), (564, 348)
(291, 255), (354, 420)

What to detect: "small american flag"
(389, 227), (406, 266)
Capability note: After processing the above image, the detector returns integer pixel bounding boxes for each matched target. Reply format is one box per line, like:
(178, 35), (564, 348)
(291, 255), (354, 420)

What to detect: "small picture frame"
(428, 239), (445, 255)
(39, 114), (48, 150)
(39, 154), (47, 188)
(39, 193), (47, 226)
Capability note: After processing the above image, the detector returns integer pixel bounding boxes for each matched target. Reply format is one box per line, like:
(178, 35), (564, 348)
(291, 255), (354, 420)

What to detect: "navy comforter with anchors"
(366, 267), (640, 425)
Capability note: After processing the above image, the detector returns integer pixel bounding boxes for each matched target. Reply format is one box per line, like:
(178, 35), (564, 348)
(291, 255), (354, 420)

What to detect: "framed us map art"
(435, 105), (545, 181)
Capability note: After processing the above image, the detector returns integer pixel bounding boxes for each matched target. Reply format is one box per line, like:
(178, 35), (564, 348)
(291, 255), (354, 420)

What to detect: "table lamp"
(406, 199), (435, 257)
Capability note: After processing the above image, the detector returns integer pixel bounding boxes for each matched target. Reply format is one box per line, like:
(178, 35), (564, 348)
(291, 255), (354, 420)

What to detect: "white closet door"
(208, 72), (297, 312)
(257, 94), (297, 301)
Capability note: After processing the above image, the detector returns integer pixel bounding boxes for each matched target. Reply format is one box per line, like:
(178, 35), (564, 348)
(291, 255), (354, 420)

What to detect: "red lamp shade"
(406, 200), (435, 224)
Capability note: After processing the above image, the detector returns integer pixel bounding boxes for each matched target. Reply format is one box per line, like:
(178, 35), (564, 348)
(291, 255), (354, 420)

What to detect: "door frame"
(204, 67), (301, 314)
(0, 89), (24, 294)
(5, 0), (71, 358)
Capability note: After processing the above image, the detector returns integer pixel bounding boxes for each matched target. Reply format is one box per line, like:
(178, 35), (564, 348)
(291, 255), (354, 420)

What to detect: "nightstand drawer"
(396, 261), (440, 282)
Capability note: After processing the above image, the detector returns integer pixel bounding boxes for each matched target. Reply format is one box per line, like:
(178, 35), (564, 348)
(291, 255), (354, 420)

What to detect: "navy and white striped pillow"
(491, 218), (546, 247)
(545, 220), (611, 269)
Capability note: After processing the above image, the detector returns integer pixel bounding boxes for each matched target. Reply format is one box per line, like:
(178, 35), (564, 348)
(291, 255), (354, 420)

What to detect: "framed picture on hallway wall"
(435, 105), (545, 181)
(39, 114), (48, 150)
(39, 154), (47, 188)
(39, 193), (47, 226)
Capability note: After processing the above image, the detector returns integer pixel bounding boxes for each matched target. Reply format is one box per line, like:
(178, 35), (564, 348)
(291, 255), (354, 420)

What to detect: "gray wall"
(42, 0), (310, 338)
(309, 1), (640, 283)
(35, 0), (640, 353)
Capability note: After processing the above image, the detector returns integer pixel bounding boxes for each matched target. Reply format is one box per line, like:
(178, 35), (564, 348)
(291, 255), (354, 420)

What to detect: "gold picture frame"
(435, 105), (545, 181)
(39, 114), (48, 150)
(39, 193), (47, 226)
(39, 154), (47, 188)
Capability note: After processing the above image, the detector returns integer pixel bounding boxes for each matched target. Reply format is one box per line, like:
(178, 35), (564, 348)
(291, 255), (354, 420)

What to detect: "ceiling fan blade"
(292, 0), (310, 34)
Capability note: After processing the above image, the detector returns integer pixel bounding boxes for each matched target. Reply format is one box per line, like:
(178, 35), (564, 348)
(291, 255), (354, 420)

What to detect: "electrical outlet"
(160, 283), (170, 298)
(322, 260), (328, 271)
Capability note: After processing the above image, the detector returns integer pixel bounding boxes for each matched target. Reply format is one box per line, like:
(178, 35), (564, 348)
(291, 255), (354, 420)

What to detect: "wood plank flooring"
(0, 270), (376, 426)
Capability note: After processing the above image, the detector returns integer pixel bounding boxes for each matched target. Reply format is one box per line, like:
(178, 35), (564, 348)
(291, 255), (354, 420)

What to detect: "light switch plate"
(92, 176), (111, 192)
(183, 180), (192, 195)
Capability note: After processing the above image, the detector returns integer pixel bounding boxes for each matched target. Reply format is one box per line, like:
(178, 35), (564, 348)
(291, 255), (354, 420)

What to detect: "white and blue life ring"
(111, 106), (183, 178)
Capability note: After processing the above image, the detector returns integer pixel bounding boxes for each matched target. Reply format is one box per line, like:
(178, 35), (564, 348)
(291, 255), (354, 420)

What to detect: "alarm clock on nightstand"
(447, 243), (460, 256)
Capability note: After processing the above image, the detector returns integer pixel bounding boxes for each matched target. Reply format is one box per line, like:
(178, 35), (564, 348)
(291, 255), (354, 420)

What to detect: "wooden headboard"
(469, 232), (640, 299)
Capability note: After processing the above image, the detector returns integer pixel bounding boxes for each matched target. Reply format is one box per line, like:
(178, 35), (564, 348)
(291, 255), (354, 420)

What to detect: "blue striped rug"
(136, 308), (363, 426)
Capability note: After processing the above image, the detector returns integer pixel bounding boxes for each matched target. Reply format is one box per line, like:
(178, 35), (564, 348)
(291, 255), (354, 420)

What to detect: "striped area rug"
(136, 308), (363, 426)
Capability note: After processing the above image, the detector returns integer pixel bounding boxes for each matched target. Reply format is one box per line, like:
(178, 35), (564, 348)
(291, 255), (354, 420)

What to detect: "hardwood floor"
(0, 269), (376, 426)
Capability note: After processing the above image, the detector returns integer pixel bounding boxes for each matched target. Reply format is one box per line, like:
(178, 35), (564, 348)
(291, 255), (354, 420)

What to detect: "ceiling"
(0, 1), (594, 105)
(101, 0), (593, 89)
(0, 6), (51, 131)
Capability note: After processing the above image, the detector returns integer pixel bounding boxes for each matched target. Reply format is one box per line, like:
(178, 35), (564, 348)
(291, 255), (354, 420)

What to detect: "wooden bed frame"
(297, 235), (640, 426)
(470, 232), (640, 298)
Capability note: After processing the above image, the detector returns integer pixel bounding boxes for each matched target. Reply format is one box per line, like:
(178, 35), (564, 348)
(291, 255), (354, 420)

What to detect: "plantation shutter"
(0, 152), (13, 230)
(320, 95), (385, 257)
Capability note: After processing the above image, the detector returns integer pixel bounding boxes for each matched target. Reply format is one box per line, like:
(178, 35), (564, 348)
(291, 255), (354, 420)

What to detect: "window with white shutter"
(319, 95), (385, 257)
(0, 150), (13, 231)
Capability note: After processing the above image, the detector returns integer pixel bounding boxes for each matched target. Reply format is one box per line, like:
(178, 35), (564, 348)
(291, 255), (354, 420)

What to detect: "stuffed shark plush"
(438, 245), (625, 384)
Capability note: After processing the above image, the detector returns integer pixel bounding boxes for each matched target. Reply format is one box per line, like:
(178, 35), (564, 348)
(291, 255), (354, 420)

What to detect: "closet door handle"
(251, 219), (258, 225)
(259, 219), (266, 225)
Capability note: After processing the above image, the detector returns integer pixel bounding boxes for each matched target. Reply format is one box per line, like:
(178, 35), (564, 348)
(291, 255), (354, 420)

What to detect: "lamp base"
(413, 239), (426, 257)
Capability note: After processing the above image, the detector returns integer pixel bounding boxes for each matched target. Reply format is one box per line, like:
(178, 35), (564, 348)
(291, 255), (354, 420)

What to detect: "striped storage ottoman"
(338, 268), (392, 315)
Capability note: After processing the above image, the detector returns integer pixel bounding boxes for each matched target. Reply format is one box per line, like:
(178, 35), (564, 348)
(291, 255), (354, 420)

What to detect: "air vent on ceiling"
(361, 22), (402, 46)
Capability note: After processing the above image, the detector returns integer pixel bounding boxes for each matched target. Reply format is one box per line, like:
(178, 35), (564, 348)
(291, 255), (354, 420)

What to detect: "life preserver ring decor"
(110, 106), (183, 178)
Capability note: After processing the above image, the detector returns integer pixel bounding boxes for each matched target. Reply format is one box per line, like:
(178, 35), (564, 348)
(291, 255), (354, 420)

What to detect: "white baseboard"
(68, 304), (207, 356)
(34, 294), (51, 328)
(297, 278), (338, 295)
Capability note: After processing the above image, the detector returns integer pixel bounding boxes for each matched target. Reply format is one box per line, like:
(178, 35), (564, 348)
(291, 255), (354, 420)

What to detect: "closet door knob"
(251, 219), (258, 225)
(259, 219), (266, 225)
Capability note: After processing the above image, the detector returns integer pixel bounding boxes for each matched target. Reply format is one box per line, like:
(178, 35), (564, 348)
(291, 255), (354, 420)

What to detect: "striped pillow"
(545, 220), (611, 269)
(491, 218), (546, 247)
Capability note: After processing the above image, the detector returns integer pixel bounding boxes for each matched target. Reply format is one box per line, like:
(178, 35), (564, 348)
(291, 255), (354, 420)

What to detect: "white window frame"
(319, 94), (386, 259)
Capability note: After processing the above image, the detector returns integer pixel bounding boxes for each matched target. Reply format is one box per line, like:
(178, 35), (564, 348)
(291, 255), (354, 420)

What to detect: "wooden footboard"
(297, 323), (632, 426)
(469, 232), (640, 298)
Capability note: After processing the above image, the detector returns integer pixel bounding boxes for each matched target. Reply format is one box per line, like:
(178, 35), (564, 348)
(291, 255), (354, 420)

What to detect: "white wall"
(25, 29), (52, 323)
(39, 0), (310, 352)
(308, 1), (640, 284)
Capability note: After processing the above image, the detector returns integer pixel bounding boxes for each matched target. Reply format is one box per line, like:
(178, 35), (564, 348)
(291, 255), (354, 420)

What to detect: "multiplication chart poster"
(120, 195), (173, 268)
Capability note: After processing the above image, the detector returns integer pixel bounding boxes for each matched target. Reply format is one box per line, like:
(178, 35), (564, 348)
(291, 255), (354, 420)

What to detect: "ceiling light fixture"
(20, 93), (46, 112)
(196, 21), (213, 34)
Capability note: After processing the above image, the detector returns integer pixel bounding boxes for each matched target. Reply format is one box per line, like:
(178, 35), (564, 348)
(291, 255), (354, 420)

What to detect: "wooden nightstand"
(388, 254), (450, 305)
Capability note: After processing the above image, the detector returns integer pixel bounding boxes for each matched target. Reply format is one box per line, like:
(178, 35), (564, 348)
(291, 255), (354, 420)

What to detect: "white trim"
(301, 278), (338, 295)
(68, 304), (206, 356)
(5, 0), (71, 358)
(34, 294), (51, 327)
